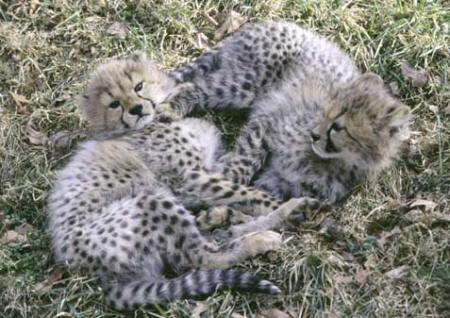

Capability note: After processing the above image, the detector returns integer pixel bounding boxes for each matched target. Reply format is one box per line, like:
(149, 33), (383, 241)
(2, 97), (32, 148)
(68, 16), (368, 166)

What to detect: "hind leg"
(213, 197), (320, 241)
(196, 206), (252, 231)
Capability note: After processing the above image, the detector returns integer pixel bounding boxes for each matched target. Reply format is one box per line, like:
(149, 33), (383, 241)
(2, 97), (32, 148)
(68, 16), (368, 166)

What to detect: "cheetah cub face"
(311, 73), (411, 168)
(78, 52), (188, 132)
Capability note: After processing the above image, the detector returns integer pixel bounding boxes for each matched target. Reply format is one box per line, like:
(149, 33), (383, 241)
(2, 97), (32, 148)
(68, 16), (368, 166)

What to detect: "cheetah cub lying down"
(169, 20), (412, 205)
(47, 53), (317, 309)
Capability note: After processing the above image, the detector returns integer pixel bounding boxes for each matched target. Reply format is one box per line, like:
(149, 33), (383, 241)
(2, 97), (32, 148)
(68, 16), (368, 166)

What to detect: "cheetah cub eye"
(77, 51), (189, 133)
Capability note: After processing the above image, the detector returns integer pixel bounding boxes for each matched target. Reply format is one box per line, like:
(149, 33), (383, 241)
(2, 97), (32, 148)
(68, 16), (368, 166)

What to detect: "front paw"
(240, 231), (282, 256)
(277, 197), (320, 223)
(155, 103), (183, 122)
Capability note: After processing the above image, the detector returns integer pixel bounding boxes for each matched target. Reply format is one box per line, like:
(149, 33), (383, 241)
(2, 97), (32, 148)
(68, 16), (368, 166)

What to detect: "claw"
(288, 212), (306, 224)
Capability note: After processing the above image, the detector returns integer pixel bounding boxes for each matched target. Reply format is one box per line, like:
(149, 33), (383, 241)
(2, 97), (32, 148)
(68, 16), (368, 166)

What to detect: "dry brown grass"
(0, 1), (448, 317)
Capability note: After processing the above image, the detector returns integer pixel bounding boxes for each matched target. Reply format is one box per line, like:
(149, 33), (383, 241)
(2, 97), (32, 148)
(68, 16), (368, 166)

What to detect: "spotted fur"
(48, 56), (314, 309)
(168, 21), (411, 206)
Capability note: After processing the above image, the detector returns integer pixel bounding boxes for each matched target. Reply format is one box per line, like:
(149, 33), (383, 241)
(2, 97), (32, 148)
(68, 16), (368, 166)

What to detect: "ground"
(0, 1), (449, 317)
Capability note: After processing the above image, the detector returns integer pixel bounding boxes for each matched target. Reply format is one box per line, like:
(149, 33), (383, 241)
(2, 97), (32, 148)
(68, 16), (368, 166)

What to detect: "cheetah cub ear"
(76, 51), (186, 134)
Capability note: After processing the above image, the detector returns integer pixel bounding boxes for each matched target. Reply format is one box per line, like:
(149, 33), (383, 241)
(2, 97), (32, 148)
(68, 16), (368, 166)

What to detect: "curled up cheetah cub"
(47, 53), (317, 309)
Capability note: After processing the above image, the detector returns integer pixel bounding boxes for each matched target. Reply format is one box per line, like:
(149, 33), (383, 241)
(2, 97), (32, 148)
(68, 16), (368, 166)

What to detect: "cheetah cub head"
(78, 52), (189, 133)
(311, 73), (411, 172)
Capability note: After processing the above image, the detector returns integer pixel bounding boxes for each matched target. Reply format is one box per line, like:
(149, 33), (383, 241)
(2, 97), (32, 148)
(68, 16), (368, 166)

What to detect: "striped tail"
(104, 269), (281, 310)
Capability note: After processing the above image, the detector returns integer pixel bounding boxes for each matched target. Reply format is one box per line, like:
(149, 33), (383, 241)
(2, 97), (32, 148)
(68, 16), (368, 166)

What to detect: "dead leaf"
(35, 268), (64, 294)
(214, 11), (247, 41)
(430, 211), (450, 223)
(409, 199), (437, 211)
(443, 104), (450, 116)
(401, 61), (428, 87)
(29, 0), (40, 15)
(388, 82), (400, 96)
(14, 223), (34, 235)
(0, 230), (26, 246)
(376, 226), (401, 249)
(334, 274), (353, 284)
(25, 120), (48, 145)
(385, 265), (409, 279)
(106, 22), (129, 39)
(48, 131), (77, 151)
(10, 92), (30, 104)
(403, 209), (424, 222)
(364, 254), (378, 268)
(261, 309), (292, 318)
(355, 269), (371, 285)
(191, 301), (209, 318)
(231, 314), (247, 318)
(195, 32), (213, 50)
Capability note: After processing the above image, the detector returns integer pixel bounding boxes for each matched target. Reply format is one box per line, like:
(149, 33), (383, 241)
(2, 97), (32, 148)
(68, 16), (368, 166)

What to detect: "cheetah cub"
(48, 53), (315, 309)
(167, 21), (411, 207)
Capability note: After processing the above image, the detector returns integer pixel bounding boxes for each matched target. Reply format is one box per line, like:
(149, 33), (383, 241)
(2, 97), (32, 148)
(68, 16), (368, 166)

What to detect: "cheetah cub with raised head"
(160, 21), (411, 236)
(48, 52), (316, 309)
(167, 21), (411, 205)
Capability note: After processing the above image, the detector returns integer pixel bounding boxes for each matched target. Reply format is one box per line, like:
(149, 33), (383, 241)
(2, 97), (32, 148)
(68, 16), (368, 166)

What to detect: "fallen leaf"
(385, 265), (409, 279)
(334, 274), (353, 284)
(430, 212), (450, 223)
(14, 223), (34, 235)
(376, 226), (401, 249)
(354, 269), (371, 285)
(29, 0), (40, 15)
(35, 268), (64, 294)
(388, 82), (400, 96)
(231, 314), (247, 318)
(106, 22), (129, 39)
(195, 32), (213, 50)
(403, 209), (424, 222)
(401, 61), (428, 87)
(260, 308), (292, 318)
(10, 92), (30, 104)
(443, 104), (450, 116)
(409, 199), (437, 211)
(25, 120), (48, 145)
(48, 130), (78, 151)
(0, 230), (26, 246)
(191, 301), (209, 318)
(214, 11), (247, 41)
(364, 255), (378, 268)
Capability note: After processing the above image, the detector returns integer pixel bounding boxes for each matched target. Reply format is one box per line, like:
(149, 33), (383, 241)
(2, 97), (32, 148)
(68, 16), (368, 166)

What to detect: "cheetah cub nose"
(129, 104), (143, 116)
(310, 131), (321, 141)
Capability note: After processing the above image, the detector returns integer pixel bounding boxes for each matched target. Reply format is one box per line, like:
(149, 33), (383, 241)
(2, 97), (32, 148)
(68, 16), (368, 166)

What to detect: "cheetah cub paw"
(155, 102), (183, 122)
(240, 231), (282, 256)
(278, 197), (320, 224)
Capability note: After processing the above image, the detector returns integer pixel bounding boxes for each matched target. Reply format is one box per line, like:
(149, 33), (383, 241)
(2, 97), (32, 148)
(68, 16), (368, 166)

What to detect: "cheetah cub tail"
(104, 269), (281, 310)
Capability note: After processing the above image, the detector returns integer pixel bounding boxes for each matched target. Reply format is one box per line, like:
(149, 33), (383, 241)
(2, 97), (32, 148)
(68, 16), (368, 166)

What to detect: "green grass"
(0, 0), (449, 317)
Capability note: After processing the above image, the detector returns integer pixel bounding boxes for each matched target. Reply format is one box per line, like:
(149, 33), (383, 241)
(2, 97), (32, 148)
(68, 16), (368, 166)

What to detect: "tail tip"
(259, 280), (282, 294)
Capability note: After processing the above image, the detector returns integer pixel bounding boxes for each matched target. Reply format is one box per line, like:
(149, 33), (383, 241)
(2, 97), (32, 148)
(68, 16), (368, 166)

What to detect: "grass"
(0, 0), (449, 317)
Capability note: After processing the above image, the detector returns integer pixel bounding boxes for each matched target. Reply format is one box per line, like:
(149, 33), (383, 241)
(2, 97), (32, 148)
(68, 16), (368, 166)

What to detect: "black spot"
(242, 82), (251, 90)
(165, 226), (174, 235)
(181, 219), (191, 227)
(221, 191), (234, 199)
(211, 185), (222, 193)
(152, 216), (160, 223)
(149, 200), (158, 210)
(389, 126), (399, 136)
(170, 215), (178, 225)
(162, 201), (173, 209)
